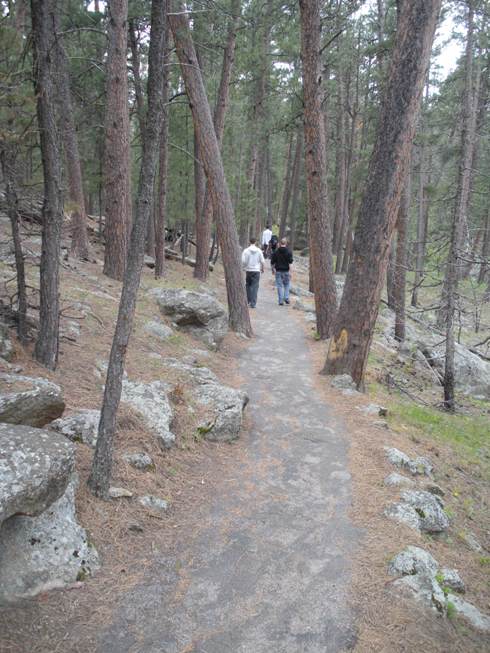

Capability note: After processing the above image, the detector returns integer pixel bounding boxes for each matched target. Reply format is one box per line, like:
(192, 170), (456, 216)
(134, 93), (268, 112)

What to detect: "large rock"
(388, 546), (438, 577)
(121, 379), (175, 450)
(0, 423), (74, 524)
(150, 288), (228, 349)
(422, 340), (490, 399)
(161, 358), (248, 443)
(388, 546), (490, 630)
(401, 489), (449, 533)
(384, 446), (433, 476)
(51, 409), (100, 447)
(0, 478), (99, 603)
(144, 320), (173, 341)
(195, 383), (248, 443)
(0, 324), (13, 361)
(0, 374), (65, 427)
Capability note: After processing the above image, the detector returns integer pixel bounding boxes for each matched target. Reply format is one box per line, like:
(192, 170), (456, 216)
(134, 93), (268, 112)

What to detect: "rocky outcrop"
(0, 324), (13, 361)
(330, 374), (357, 390)
(121, 379), (175, 450)
(0, 374), (65, 427)
(384, 446), (433, 476)
(385, 489), (449, 533)
(51, 409), (100, 447)
(0, 478), (99, 603)
(144, 320), (173, 341)
(161, 358), (248, 443)
(0, 423), (74, 523)
(123, 452), (154, 471)
(388, 546), (490, 630)
(150, 288), (228, 349)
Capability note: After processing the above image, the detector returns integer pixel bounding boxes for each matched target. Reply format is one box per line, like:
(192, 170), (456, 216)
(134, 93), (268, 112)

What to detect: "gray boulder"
(388, 546), (438, 577)
(0, 374), (65, 427)
(144, 320), (173, 341)
(0, 423), (74, 524)
(423, 340), (490, 399)
(108, 486), (133, 499)
(330, 374), (357, 390)
(51, 409), (100, 447)
(150, 288), (228, 349)
(450, 596), (490, 632)
(195, 383), (248, 443)
(123, 452), (154, 471)
(0, 478), (98, 602)
(400, 489), (449, 533)
(384, 502), (421, 531)
(162, 358), (248, 443)
(383, 472), (416, 488)
(139, 495), (168, 512)
(289, 285), (314, 298)
(440, 568), (465, 593)
(292, 299), (315, 313)
(121, 379), (175, 450)
(393, 572), (447, 614)
(0, 324), (13, 361)
(384, 446), (433, 477)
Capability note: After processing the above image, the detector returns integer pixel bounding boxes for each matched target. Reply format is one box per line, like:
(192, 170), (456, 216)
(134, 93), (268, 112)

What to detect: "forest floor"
(0, 226), (489, 652)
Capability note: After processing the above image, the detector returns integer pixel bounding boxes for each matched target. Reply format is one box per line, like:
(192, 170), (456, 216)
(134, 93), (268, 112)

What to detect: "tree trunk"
(154, 23), (171, 279)
(299, 0), (337, 338)
(411, 141), (428, 306)
(333, 69), (346, 255)
(478, 208), (490, 285)
(323, 0), (441, 385)
(194, 0), (240, 281)
(169, 0), (252, 337)
(394, 163), (411, 341)
(0, 147), (28, 343)
(31, 0), (64, 370)
(386, 236), (396, 309)
(129, 17), (146, 141)
(442, 1), (477, 410)
(102, 0), (131, 281)
(88, 0), (167, 498)
(288, 127), (304, 251)
(54, 17), (91, 260)
(278, 133), (294, 239)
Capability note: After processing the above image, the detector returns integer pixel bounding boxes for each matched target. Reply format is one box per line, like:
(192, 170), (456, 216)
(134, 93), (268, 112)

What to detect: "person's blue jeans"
(246, 271), (261, 307)
(275, 271), (290, 304)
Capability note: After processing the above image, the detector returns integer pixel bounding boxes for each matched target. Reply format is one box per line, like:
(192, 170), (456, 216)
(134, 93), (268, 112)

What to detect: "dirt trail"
(96, 279), (359, 652)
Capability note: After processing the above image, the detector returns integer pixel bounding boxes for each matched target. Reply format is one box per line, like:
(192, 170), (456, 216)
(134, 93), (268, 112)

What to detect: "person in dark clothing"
(271, 238), (293, 305)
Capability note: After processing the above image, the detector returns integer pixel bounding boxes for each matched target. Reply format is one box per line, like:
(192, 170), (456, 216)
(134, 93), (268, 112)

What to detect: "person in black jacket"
(271, 238), (293, 305)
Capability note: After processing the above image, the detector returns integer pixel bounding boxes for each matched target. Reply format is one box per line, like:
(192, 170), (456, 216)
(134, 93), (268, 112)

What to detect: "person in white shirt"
(241, 237), (265, 308)
(261, 224), (272, 257)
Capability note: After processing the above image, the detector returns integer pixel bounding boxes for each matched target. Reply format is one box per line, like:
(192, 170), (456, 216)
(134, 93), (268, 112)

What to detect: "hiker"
(261, 224), (272, 258)
(242, 237), (265, 309)
(271, 237), (293, 306)
(268, 233), (279, 258)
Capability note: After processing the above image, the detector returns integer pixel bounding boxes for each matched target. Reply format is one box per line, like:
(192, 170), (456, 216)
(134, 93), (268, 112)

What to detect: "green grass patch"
(386, 399), (490, 478)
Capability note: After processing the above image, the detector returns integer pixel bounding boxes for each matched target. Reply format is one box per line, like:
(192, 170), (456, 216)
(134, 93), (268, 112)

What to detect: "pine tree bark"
(299, 0), (337, 338)
(31, 0), (64, 370)
(394, 164), (411, 341)
(129, 18), (146, 141)
(102, 0), (132, 281)
(441, 1), (477, 410)
(194, 0), (240, 280)
(411, 141), (428, 306)
(323, 0), (441, 385)
(288, 127), (304, 251)
(88, 0), (167, 498)
(478, 208), (490, 285)
(154, 24), (171, 279)
(333, 69), (346, 255)
(55, 17), (91, 260)
(0, 147), (28, 343)
(278, 133), (294, 239)
(169, 0), (252, 336)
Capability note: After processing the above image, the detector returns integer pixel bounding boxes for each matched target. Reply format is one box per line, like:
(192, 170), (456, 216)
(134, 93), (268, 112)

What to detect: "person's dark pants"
(246, 271), (261, 307)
